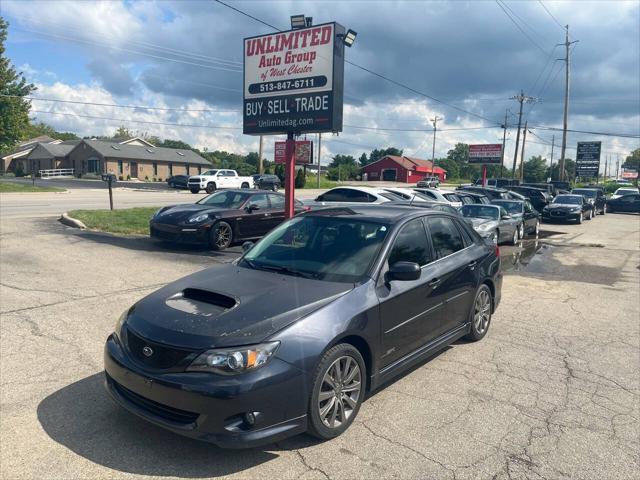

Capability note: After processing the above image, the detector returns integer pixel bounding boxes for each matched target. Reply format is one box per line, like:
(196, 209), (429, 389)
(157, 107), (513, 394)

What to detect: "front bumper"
(542, 210), (582, 222)
(150, 221), (210, 245)
(104, 334), (308, 448)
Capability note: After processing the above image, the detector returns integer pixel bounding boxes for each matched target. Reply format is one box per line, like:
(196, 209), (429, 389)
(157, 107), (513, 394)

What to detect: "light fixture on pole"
(341, 29), (357, 47)
(290, 14), (306, 29)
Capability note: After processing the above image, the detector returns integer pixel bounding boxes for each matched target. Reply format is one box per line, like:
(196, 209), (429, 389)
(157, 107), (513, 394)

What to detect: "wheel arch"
(481, 279), (496, 313)
(327, 334), (373, 392)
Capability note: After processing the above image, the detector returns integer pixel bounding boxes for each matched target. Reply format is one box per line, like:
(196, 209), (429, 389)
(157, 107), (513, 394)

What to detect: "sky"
(2, 0), (639, 168)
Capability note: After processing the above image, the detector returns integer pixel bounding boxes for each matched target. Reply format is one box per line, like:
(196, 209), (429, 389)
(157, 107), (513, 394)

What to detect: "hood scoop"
(165, 289), (237, 317)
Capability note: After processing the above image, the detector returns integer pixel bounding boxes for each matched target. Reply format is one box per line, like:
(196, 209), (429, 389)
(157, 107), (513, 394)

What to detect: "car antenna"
(409, 192), (417, 207)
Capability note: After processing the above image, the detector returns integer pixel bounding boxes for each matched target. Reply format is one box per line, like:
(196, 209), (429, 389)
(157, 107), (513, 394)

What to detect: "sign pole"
(108, 177), (114, 210)
(482, 164), (487, 187)
(284, 132), (296, 219)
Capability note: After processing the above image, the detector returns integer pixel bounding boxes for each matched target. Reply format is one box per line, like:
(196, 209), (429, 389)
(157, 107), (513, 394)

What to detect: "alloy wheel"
(474, 289), (491, 335)
(318, 356), (362, 429)
(214, 223), (231, 249)
(534, 221), (539, 235)
(518, 223), (524, 239)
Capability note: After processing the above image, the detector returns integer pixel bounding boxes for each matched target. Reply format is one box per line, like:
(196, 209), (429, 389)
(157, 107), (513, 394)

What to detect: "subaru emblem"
(142, 346), (154, 357)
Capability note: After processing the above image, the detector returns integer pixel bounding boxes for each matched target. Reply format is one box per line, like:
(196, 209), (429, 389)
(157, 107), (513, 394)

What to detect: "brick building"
(362, 155), (447, 183)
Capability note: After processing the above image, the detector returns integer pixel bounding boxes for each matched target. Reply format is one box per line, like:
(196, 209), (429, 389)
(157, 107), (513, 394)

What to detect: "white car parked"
(413, 188), (463, 207)
(610, 187), (640, 200)
(188, 169), (254, 194)
(307, 186), (398, 208)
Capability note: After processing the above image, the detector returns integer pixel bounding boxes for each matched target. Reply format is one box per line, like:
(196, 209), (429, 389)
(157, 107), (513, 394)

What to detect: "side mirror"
(242, 241), (254, 252)
(247, 203), (260, 212)
(501, 214), (511, 219)
(387, 262), (421, 282)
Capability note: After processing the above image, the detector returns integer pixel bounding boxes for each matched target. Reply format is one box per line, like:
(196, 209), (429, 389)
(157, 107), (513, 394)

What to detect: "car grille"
(150, 224), (179, 242)
(126, 326), (194, 370)
(110, 376), (199, 425)
(551, 211), (567, 217)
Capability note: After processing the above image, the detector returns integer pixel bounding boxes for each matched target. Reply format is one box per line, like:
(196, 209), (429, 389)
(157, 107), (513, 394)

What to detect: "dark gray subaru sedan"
(104, 205), (502, 448)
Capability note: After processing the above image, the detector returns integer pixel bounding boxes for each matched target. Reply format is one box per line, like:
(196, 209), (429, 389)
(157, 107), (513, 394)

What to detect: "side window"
(499, 207), (509, 217)
(427, 217), (465, 259)
(388, 219), (431, 267)
(268, 194), (285, 209)
(320, 188), (349, 202)
(524, 201), (533, 212)
(346, 190), (374, 202)
(423, 190), (437, 200)
(250, 193), (269, 209)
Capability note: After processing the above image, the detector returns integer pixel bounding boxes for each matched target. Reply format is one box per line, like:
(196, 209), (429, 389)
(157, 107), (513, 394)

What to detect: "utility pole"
(558, 25), (579, 181)
(317, 133), (322, 188)
(501, 109), (509, 175)
(258, 135), (264, 174)
(510, 91), (536, 178)
(431, 116), (442, 163)
(549, 135), (555, 181)
(519, 121), (528, 182)
(616, 155), (620, 179)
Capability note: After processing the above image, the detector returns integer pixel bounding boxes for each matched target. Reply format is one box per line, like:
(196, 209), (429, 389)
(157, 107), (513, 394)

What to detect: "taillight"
(495, 244), (500, 257)
(303, 206), (311, 211)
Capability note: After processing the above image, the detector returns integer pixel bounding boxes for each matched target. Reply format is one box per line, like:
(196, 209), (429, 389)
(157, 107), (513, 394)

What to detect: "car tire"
(588, 210), (594, 220)
(464, 284), (492, 342)
(308, 344), (366, 441)
(602, 204), (606, 215)
(518, 223), (524, 239)
(168, 182), (174, 188)
(206, 183), (217, 194)
(534, 220), (540, 236)
(272, 184), (278, 192)
(577, 213), (583, 224)
(241, 182), (250, 189)
(511, 228), (518, 245)
(190, 188), (200, 194)
(210, 221), (232, 250)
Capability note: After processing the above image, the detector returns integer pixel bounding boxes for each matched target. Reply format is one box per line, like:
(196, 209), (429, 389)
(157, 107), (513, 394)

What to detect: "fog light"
(244, 412), (256, 426)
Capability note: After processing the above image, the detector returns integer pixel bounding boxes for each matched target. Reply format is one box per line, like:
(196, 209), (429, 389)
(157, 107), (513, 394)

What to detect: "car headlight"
(186, 342), (280, 375)
(571, 207), (582, 212)
(187, 213), (210, 224)
(114, 309), (128, 339)
(477, 223), (494, 231)
(152, 207), (166, 218)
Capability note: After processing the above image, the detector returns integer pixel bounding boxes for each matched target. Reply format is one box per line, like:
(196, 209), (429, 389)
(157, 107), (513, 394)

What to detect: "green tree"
(0, 17), (36, 151)
(23, 121), (79, 141)
(523, 155), (548, 182)
(295, 168), (306, 188)
(623, 148), (640, 170)
(112, 126), (134, 140)
(359, 152), (368, 165)
(367, 147), (403, 165)
(549, 158), (575, 181)
(435, 157), (459, 179)
(327, 154), (360, 180)
(159, 139), (193, 150)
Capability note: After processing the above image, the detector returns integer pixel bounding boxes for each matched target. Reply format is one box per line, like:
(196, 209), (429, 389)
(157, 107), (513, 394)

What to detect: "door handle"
(264, 213), (271, 217)
(428, 278), (441, 287)
(468, 261), (477, 269)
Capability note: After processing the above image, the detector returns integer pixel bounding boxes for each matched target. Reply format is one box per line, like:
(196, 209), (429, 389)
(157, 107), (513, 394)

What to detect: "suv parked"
(416, 176), (440, 188)
(188, 169), (254, 194)
(572, 188), (606, 215)
(508, 186), (551, 212)
(474, 178), (519, 188)
(253, 174), (281, 191)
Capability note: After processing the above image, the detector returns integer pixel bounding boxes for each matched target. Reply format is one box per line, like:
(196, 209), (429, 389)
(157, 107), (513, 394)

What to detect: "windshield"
(197, 190), (251, 208)
(460, 205), (499, 220)
(572, 189), (596, 198)
(242, 215), (390, 283)
(554, 195), (581, 205)
(493, 201), (522, 214)
(202, 169), (218, 176)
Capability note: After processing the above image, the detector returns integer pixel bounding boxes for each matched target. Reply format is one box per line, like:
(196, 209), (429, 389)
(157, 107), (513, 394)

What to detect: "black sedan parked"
(150, 189), (305, 250)
(607, 193), (640, 213)
(167, 175), (189, 189)
(542, 194), (594, 223)
(571, 188), (606, 215)
(105, 206), (502, 448)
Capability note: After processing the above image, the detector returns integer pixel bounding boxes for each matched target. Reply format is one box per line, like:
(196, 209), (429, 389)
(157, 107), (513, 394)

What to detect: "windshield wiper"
(253, 263), (317, 279)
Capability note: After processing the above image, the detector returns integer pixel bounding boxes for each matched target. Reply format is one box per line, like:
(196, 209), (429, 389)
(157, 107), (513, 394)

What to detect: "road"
(0, 186), (324, 219)
(0, 193), (638, 479)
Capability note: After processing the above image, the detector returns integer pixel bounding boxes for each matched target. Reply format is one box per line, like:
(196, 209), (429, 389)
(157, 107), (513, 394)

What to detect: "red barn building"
(362, 155), (447, 183)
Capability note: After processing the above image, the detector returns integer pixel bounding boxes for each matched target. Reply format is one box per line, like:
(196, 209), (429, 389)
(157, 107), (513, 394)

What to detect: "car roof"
(572, 187), (598, 191)
(303, 204), (456, 223)
(326, 186), (390, 195)
(557, 194), (582, 198)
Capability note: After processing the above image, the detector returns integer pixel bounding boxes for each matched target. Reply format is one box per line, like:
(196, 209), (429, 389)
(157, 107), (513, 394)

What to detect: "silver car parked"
(460, 204), (520, 245)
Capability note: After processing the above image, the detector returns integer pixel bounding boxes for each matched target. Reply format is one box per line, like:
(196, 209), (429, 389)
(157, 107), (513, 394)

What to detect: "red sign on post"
(468, 144), (503, 164)
(274, 140), (313, 164)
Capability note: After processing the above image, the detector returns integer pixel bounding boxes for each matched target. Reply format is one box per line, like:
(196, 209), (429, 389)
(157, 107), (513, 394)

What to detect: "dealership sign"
(468, 144), (503, 164)
(274, 140), (313, 164)
(621, 167), (638, 179)
(575, 141), (601, 177)
(243, 22), (345, 135)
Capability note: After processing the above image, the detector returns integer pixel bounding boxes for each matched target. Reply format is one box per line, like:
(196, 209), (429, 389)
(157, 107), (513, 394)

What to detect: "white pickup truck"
(188, 169), (254, 194)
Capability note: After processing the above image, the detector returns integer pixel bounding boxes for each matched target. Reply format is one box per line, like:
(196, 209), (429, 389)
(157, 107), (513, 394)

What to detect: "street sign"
(621, 167), (638, 179)
(274, 140), (313, 164)
(468, 144), (503, 164)
(576, 141), (601, 177)
(243, 22), (345, 135)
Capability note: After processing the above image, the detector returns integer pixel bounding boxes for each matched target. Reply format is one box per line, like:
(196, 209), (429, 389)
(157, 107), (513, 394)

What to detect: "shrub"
(144, 176), (149, 181)
(118, 175), (123, 181)
(295, 169), (306, 188)
(14, 164), (25, 177)
(126, 175), (131, 180)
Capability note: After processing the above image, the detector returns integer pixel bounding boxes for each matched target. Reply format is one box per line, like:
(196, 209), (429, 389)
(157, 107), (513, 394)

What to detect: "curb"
(59, 212), (87, 230)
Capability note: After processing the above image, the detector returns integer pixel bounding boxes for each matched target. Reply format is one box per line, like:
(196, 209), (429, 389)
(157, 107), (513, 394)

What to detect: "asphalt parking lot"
(1, 191), (638, 479)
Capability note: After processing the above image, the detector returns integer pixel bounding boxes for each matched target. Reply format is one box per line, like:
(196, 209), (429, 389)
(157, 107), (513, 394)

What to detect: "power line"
(343, 124), (498, 133)
(537, 1), (568, 33)
(0, 94), (241, 113)
(529, 125), (640, 138)
(30, 110), (242, 130)
(495, 0), (549, 56)
(213, 0), (502, 126)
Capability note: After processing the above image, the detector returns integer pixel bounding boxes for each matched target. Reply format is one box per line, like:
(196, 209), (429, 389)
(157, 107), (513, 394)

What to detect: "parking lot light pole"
(284, 132), (296, 218)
